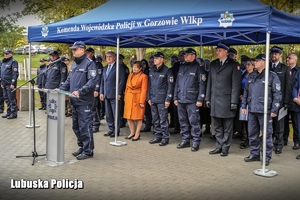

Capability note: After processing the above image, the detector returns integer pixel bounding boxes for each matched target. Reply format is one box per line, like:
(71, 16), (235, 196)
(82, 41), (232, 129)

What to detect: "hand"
(148, 100), (152, 105)
(165, 101), (170, 108)
(100, 94), (104, 101)
(139, 103), (144, 108)
(231, 103), (237, 110)
(72, 91), (79, 97)
(196, 101), (202, 107)
(94, 91), (99, 97)
(294, 98), (300, 106)
(239, 95), (243, 100)
(242, 109), (247, 115)
(174, 100), (178, 106)
(271, 112), (277, 117)
(54, 88), (59, 91)
(206, 101), (210, 108)
(1, 85), (3, 88)
(10, 85), (14, 89)
(118, 95), (121, 100)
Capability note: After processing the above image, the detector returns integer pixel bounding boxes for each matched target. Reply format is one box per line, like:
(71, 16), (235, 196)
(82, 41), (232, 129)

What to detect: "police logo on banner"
(275, 83), (281, 91)
(90, 70), (96, 77)
(218, 11), (235, 28)
(201, 74), (206, 81)
(169, 76), (174, 83)
(41, 26), (49, 38)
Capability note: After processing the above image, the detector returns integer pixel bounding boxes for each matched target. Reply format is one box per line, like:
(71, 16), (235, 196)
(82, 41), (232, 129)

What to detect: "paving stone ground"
(0, 109), (299, 200)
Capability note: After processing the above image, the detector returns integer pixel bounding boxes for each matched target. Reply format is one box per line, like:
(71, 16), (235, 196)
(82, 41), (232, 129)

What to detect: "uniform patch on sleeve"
(14, 68), (17, 72)
(275, 103), (279, 107)
(237, 66), (240, 70)
(201, 94), (205, 98)
(168, 94), (172, 97)
(201, 74), (206, 81)
(89, 70), (96, 78)
(62, 68), (66, 73)
(98, 69), (102, 75)
(169, 76), (174, 83)
(275, 83), (281, 91)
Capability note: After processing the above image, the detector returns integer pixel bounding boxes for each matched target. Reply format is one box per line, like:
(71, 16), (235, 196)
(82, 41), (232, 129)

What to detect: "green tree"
(260, 0), (300, 14)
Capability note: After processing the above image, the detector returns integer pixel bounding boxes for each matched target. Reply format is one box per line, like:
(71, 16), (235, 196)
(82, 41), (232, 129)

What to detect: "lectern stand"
(43, 89), (73, 166)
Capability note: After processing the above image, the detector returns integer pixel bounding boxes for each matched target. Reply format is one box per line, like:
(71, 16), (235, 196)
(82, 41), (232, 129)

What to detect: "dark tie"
(106, 64), (111, 75)
(272, 63), (276, 70)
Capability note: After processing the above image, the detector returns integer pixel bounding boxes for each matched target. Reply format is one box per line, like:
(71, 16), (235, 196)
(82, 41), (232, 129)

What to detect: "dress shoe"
(2, 115), (7, 118)
(177, 141), (190, 149)
(171, 129), (180, 134)
(262, 160), (270, 166)
(72, 149), (83, 157)
(38, 107), (44, 110)
(240, 142), (248, 149)
(92, 128), (99, 133)
(141, 127), (151, 132)
(100, 116), (105, 120)
(125, 135), (134, 140)
(149, 138), (161, 144)
(244, 155), (260, 162)
(42, 107), (47, 110)
(132, 136), (140, 141)
(293, 143), (300, 150)
(0, 109), (3, 113)
(104, 131), (113, 137)
(209, 148), (222, 154)
(275, 148), (282, 154)
(191, 144), (199, 152)
(220, 151), (228, 156)
(296, 155), (300, 159)
(159, 141), (169, 146)
(76, 153), (93, 160)
(110, 132), (120, 138)
(7, 115), (17, 119)
(65, 113), (72, 117)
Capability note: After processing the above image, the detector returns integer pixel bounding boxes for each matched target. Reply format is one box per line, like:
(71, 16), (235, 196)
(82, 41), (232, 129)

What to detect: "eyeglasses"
(287, 57), (292, 59)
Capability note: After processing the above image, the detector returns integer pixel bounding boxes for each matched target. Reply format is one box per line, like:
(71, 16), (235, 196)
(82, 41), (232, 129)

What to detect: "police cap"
(184, 48), (197, 55)
(70, 41), (86, 49)
(216, 41), (230, 51)
(86, 47), (94, 53)
(254, 54), (266, 61)
(119, 54), (125, 59)
(270, 46), (283, 54)
(96, 54), (103, 60)
(153, 52), (164, 58)
(228, 48), (237, 55)
(49, 50), (59, 56)
(40, 58), (46, 62)
(241, 55), (251, 62)
(4, 49), (13, 54)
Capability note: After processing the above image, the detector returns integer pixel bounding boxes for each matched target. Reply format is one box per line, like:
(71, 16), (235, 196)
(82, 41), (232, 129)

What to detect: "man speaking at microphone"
(60, 41), (99, 160)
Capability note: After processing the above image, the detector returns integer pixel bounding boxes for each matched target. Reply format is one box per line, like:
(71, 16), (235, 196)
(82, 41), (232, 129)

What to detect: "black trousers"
(284, 111), (299, 145)
(213, 117), (234, 152)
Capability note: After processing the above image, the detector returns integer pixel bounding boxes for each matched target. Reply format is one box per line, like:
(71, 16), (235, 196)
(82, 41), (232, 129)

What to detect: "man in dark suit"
(269, 46), (291, 154)
(100, 51), (126, 137)
(284, 53), (299, 149)
(206, 41), (242, 156)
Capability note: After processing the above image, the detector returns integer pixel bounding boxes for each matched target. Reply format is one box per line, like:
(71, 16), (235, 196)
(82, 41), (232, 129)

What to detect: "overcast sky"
(2, 1), (42, 29)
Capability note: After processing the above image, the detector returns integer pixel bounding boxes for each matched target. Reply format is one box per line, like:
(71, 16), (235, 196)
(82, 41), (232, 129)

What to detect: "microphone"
(48, 56), (66, 66)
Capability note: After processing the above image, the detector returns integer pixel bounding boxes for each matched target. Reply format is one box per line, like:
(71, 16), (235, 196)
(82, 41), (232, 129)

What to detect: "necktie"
(106, 64), (111, 75)
(273, 63), (276, 69)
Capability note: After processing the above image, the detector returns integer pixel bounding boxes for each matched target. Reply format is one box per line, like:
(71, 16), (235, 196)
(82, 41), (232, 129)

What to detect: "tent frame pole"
(254, 31), (277, 177)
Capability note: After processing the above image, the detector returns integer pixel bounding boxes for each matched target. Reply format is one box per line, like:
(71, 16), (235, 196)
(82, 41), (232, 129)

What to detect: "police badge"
(275, 83), (281, 91)
(201, 74), (206, 81)
(169, 76), (174, 83)
(89, 70), (96, 77)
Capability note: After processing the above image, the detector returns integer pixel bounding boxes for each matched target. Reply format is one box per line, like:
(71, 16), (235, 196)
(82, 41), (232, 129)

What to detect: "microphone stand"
(14, 65), (51, 165)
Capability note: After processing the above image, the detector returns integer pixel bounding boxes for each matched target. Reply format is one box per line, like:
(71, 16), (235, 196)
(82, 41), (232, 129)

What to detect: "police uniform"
(96, 56), (105, 119)
(0, 61), (4, 113)
(242, 54), (282, 164)
(120, 54), (130, 128)
(45, 51), (68, 89)
(100, 57), (126, 136)
(206, 42), (242, 156)
(174, 48), (206, 151)
(0, 50), (19, 119)
(147, 52), (173, 144)
(269, 46), (292, 154)
(292, 70), (300, 159)
(36, 58), (47, 110)
(60, 41), (98, 159)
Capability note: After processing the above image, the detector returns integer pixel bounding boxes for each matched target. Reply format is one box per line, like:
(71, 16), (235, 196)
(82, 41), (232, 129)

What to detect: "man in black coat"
(206, 42), (242, 156)
(269, 46), (292, 154)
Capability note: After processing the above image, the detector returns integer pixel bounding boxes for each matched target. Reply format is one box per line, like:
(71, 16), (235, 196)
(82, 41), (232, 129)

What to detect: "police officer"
(0, 60), (4, 113)
(0, 49), (19, 119)
(100, 51), (126, 137)
(206, 41), (242, 156)
(269, 46), (291, 154)
(45, 50), (67, 89)
(60, 41), (98, 160)
(148, 52), (173, 146)
(36, 58), (47, 110)
(86, 47), (101, 133)
(174, 48), (206, 151)
(228, 48), (237, 61)
(242, 54), (281, 166)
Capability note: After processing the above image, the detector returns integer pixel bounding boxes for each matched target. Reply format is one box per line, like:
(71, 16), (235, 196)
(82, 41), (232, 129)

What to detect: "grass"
(13, 54), (49, 69)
